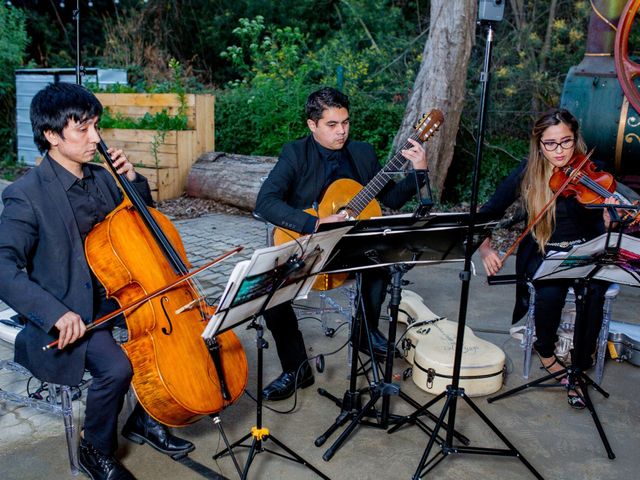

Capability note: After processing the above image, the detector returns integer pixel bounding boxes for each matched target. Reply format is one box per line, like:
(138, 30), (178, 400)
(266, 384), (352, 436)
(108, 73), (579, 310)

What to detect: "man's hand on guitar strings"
(315, 210), (350, 231)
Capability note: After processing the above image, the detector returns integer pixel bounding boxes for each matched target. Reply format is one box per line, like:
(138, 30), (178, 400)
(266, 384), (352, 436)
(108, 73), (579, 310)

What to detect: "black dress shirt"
(50, 160), (118, 320)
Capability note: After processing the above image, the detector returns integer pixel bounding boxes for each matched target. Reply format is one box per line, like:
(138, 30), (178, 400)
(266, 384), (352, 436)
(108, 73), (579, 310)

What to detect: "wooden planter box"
(95, 93), (214, 201)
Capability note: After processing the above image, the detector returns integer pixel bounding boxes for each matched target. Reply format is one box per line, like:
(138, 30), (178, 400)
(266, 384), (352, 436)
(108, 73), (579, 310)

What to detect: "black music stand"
(312, 212), (496, 461)
(204, 228), (349, 480)
(488, 229), (640, 460)
(387, 17), (544, 480)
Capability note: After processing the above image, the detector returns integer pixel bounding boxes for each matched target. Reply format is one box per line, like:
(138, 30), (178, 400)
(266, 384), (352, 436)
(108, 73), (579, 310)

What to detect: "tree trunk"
(186, 152), (277, 211)
(392, 0), (477, 200)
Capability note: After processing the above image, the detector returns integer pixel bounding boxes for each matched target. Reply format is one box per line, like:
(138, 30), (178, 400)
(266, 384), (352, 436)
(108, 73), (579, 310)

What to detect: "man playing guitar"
(255, 87), (428, 401)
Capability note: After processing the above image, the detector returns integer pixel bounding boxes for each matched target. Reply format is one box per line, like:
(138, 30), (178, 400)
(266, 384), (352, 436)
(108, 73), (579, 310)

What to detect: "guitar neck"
(346, 132), (422, 216)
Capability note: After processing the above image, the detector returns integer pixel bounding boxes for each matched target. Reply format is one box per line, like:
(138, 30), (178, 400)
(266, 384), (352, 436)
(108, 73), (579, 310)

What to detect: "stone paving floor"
(1, 180), (640, 479)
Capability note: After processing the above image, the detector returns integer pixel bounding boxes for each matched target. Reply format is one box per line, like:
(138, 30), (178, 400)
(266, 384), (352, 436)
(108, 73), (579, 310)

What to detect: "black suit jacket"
(0, 155), (152, 385)
(255, 135), (419, 232)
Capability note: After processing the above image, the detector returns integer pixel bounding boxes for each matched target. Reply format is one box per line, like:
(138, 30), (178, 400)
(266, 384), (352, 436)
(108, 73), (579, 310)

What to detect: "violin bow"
(43, 246), (243, 351)
(499, 149), (594, 265)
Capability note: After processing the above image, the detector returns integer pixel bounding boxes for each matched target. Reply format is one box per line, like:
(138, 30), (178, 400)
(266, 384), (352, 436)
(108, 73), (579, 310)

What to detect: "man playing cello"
(0, 83), (193, 480)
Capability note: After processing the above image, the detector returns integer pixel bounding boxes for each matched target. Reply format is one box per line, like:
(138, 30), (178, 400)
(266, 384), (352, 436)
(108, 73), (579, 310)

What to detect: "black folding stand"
(312, 212), (495, 460)
(487, 215), (640, 461)
(487, 322), (614, 459)
(387, 20), (543, 479)
(212, 254), (330, 479)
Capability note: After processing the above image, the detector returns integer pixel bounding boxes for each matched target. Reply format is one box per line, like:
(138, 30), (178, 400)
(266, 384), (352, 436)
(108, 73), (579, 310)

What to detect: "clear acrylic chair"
(521, 282), (619, 384)
(0, 311), (81, 476)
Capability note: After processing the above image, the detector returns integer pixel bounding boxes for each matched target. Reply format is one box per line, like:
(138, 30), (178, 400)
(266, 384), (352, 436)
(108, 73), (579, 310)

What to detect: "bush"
(0, 4), (28, 177)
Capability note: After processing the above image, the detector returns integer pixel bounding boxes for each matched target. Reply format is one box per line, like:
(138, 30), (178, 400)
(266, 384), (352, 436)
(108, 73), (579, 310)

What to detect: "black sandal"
(567, 388), (586, 410)
(536, 353), (568, 383)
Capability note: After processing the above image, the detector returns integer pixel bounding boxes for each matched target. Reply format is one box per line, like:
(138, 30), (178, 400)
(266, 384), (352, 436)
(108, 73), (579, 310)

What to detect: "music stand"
(387, 18), (544, 480)
(204, 227), (349, 480)
(312, 212), (496, 460)
(488, 230), (640, 460)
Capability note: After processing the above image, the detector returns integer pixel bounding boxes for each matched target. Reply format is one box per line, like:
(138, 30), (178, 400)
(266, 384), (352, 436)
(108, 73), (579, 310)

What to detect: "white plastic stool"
(521, 282), (619, 384)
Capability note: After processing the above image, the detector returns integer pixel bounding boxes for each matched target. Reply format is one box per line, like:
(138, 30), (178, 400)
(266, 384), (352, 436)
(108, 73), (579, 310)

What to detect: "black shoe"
(358, 328), (392, 360)
(122, 405), (195, 460)
(78, 439), (136, 480)
(262, 364), (315, 401)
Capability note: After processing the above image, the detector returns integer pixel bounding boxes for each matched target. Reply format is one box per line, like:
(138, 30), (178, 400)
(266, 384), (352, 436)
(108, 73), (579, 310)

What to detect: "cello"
(83, 140), (247, 427)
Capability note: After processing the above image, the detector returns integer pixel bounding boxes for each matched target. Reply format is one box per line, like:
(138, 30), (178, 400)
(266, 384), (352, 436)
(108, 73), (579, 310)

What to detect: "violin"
(548, 153), (625, 204)
(497, 151), (630, 267)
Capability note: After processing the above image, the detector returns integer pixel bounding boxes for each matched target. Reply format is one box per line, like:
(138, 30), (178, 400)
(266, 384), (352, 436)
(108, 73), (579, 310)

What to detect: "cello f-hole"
(160, 296), (174, 335)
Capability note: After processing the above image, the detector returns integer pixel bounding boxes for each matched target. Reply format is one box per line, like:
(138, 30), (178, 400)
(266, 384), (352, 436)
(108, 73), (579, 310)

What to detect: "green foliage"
(445, 0), (591, 203)
(1, 1), (606, 200)
(99, 109), (188, 131)
(216, 5), (417, 157)
(89, 59), (189, 133)
(216, 16), (318, 155)
(348, 91), (405, 158)
(0, 4), (28, 174)
(0, 154), (27, 181)
(467, 1), (589, 139)
(445, 133), (529, 204)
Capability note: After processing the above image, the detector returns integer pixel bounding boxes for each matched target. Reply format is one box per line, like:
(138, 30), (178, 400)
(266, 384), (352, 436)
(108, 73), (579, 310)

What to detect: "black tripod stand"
(212, 253), (330, 479)
(487, 323), (614, 459)
(388, 19), (542, 479)
(315, 257), (470, 460)
(313, 271), (395, 460)
(487, 218), (640, 461)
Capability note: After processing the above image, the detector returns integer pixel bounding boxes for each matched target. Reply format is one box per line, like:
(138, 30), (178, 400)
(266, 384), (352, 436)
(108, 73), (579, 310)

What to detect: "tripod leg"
(397, 390), (471, 445)
(212, 415), (243, 477)
(412, 392), (453, 479)
(213, 431), (253, 460)
(388, 390), (446, 433)
(317, 387), (343, 407)
(579, 372), (609, 398)
(323, 392), (381, 461)
(315, 409), (352, 447)
(240, 438), (259, 480)
(460, 394), (544, 479)
(575, 375), (615, 459)
(267, 434), (331, 480)
(487, 369), (565, 403)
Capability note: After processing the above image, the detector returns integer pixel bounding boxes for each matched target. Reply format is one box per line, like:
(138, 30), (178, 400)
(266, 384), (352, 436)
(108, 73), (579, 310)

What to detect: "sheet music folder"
(203, 226), (351, 338)
(533, 232), (640, 286)
(320, 212), (498, 273)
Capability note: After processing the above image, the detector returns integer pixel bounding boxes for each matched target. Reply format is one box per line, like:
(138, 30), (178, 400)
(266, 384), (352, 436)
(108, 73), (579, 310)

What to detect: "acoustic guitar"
(273, 109), (444, 291)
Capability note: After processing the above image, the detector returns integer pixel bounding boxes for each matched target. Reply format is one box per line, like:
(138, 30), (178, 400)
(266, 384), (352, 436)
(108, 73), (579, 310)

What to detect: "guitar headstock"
(414, 109), (444, 142)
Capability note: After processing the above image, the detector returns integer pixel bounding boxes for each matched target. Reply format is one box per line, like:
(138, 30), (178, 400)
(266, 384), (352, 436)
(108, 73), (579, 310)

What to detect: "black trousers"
(83, 329), (133, 455)
(263, 269), (390, 373)
(532, 278), (608, 370)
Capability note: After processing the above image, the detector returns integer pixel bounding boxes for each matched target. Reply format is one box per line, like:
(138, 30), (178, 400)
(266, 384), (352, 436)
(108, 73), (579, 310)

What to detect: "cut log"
(186, 152), (277, 211)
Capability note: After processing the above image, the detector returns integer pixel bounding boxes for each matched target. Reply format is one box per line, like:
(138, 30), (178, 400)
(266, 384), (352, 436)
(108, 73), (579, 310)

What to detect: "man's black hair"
(30, 82), (103, 153)
(305, 87), (349, 122)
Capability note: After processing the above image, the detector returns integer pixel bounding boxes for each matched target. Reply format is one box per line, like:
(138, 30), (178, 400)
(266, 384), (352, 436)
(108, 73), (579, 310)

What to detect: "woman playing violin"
(478, 108), (616, 409)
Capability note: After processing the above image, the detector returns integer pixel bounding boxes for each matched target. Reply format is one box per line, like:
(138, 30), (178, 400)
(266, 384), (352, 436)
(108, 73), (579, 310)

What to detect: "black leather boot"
(358, 328), (390, 360)
(262, 363), (315, 401)
(121, 404), (195, 460)
(78, 439), (136, 480)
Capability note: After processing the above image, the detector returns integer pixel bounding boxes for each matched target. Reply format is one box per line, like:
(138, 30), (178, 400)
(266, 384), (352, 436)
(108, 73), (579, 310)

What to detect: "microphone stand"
(73, 0), (84, 85)
(388, 20), (543, 479)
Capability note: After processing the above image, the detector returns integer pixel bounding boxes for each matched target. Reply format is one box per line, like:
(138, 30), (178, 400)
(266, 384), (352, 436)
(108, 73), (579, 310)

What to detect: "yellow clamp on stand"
(251, 426), (270, 441)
